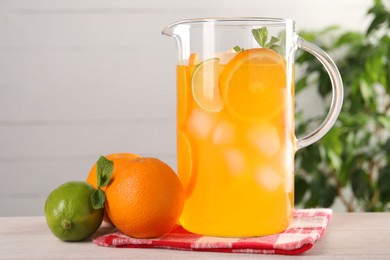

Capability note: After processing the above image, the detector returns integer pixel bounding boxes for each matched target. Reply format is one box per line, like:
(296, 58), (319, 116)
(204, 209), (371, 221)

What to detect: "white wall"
(0, 0), (370, 216)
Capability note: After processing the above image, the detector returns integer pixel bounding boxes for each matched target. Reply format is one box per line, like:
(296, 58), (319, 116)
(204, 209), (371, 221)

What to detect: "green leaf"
(295, 48), (314, 64)
(320, 127), (343, 156)
(351, 169), (370, 199)
(90, 189), (106, 209)
(366, 0), (388, 35)
(320, 185), (337, 208)
(304, 196), (320, 208)
(295, 175), (308, 204)
(367, 0), (385, 16)
(327, 150), (342, 171)
(268, 36), (280, 45)
(334, 32), (364, 48)
(378, 166), (390, 203)
(295, 76), (308, 94)
(269, 44), (285, 57)
(304, 172), (325, 208)
(233, 45), (243, 52)
(318, 25), (340, 35)
(298, 145), (321, 173)
(278, 30), (286, 47)
(383, 138), (390, 154)
(252, 27), (268, 47)
(339, 112), (373, 127)
(378, 115), (390, 129)
(298, 31), (316, 42)
(338, 154), (359, 187)
(96, 156), (114, 188)
(359, 79), (374, 103)
(364, 45), (387, 85)
(318, 70), (332, 97)
(386, 40), (390, 89)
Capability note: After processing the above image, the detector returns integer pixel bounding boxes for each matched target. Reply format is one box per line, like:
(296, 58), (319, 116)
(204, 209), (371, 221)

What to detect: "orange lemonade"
(177, 48), (295, 237)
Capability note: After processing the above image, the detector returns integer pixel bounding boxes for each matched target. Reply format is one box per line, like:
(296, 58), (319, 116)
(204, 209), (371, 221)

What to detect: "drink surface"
(177, 48), (295, 237)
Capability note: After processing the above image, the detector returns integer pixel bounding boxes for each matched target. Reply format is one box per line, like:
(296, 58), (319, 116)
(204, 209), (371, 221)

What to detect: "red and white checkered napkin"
(93, 208), (332, 255)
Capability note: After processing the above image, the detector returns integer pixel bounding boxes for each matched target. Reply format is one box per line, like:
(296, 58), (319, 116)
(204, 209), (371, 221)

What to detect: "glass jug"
(162, 18), (343, 237)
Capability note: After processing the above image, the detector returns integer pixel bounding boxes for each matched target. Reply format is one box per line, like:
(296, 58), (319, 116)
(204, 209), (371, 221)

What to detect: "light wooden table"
(0, 213), (389, 259)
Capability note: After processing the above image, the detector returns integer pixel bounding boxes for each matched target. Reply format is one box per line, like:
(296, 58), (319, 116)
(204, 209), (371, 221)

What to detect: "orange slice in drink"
(220, 48), (287, 121)
(188, 53), (198, 66)
(177, 131), (197, 198)
(191, 58), (223, 112)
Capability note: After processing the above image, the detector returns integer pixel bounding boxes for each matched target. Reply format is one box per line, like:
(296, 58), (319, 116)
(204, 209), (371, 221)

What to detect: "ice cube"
(223, 149), (246, 176)
(212, 50), (237, 65)
(255, 166), (282, 191)
(283, 157), (294, 193)
(219, 52), (237, 64)
(274, 142), (295, 193)
(187, 109), (214, 139)
(213, 121), (235, 145)
(248, 123), (280, 157)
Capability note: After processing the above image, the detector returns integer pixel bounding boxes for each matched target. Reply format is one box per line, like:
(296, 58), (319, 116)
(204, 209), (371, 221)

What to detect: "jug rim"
(162, 17), (294, 36)
(163, 17), (293, 31)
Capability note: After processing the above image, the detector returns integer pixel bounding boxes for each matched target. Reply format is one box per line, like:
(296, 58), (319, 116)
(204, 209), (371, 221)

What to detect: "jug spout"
(162, 20), (183, 37)
(162, 20), (189, 38)
(162, 20), (192, 62)
(162, 23), (175, 37)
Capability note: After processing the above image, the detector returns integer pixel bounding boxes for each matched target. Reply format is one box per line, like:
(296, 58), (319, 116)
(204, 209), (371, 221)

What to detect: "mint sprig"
(96, 156), (114, 187)
(91, 156), (114, 209)
(251, 27), (285, 57)
(233, 45), (244, 52)
(232, 27), (285, 57)
(91, 189), (106, 209)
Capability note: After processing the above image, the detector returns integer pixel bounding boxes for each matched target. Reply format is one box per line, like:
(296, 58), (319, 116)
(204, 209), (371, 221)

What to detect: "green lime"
(45, 181), (104, 241)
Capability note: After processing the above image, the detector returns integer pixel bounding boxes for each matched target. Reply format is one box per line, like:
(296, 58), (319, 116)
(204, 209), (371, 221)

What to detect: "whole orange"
(105, 157), (184, 238)
(86, 152), (140, 224)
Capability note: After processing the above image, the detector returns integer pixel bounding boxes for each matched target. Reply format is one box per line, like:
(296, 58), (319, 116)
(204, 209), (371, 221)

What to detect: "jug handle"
(295, 37), (344, 150)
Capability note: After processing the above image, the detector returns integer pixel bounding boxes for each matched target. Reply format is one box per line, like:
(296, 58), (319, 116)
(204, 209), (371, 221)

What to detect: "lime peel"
(191, 58), (223, 112)
(45, 181), (104, 241)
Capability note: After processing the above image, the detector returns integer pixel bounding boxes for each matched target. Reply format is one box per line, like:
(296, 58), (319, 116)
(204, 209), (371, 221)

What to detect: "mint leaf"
(96, 156), (114, 188)
(279, 30), (286, 46)
(91, 189), (106, 209)
(233, 45), (244, 52)
(252, 27), (268, 47)
(268, 36), (280, 46)
(269, 45), (284, 56)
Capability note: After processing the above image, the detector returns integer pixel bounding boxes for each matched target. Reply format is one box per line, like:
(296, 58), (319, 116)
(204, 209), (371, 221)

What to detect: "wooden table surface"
(0, 213), (389, 259)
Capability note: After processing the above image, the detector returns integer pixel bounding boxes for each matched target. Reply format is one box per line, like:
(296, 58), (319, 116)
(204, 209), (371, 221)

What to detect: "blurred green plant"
(294, 0), (390, 212)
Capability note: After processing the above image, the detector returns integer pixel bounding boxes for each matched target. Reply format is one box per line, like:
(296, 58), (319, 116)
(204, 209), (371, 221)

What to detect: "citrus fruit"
(104, 157), (184, 238)
(45, 181), (104, 241)
(191, 58), (223, 112)
(87, 152), (140, 224)
(177, 130), (197, 198)
(220, 48), (286, 121)
(188, 53), (198, 66)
